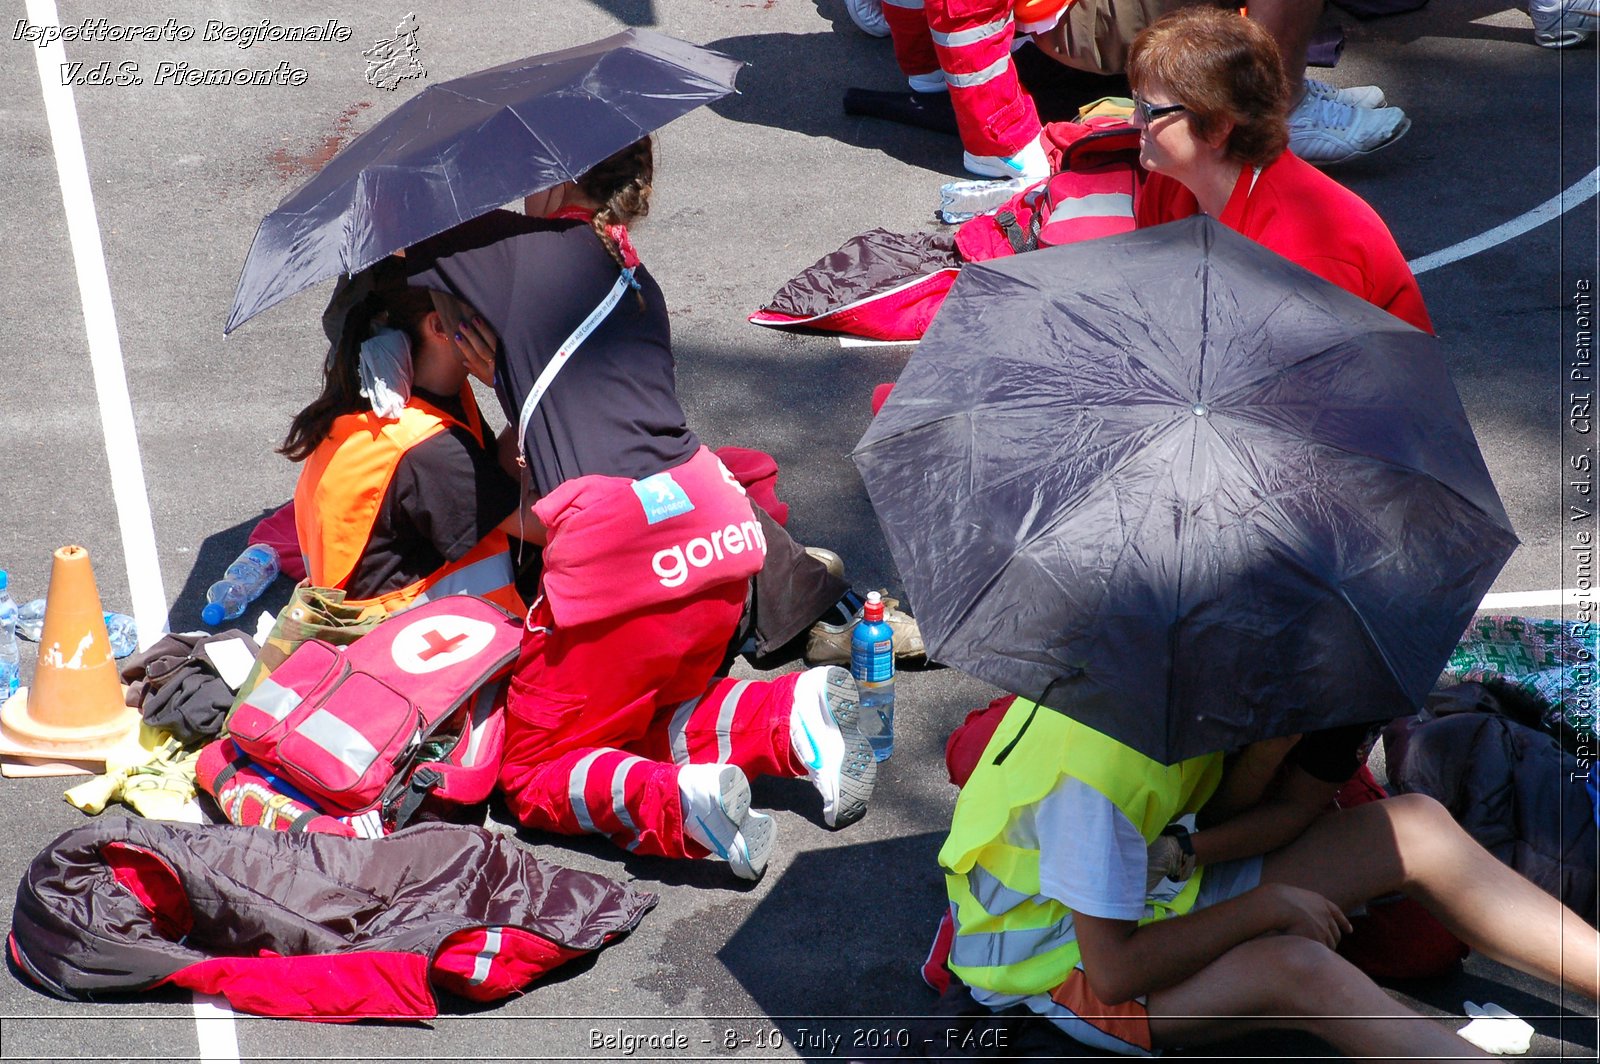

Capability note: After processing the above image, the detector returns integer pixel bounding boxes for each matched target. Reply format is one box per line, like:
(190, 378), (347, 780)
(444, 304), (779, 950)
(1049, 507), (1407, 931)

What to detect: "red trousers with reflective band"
(882, 0), (1043, 156)
(499, 585), (807, 858)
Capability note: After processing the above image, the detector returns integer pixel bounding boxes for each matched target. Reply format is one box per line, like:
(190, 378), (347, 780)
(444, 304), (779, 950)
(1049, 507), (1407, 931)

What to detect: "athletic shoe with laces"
(846, 0), (892, 37)
(1302, 77), (1385, 110)
(1530, 0), (1598, 47)
(1288, 92), (1410, 165)
(678, 763), (775, 881)
(963, 132), (1050, 181)
(789, 666), (876, 828)
(805, 592), (927, 667)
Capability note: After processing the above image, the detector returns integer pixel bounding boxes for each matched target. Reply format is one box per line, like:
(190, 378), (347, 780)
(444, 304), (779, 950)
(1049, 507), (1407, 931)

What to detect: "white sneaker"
(678, 763), (775, 881)
(1289, 93), (1410, 165)
(908, 69), (948, 93)
(846, 0), (892, 38)
(1303, 77), (1386, 110)
(963, 133), (1050, 181)
(1530, 0), (1598, 47)
(789, 666), (876, 828)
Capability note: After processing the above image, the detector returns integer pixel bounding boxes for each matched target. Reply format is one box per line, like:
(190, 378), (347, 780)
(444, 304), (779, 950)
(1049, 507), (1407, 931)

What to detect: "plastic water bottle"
(202, 544), (280, 626)
(0, 572), (20, 700)
(937, 176), (1029, 224)
(15, 599), (134, 656)
(851, 591), (896, 761)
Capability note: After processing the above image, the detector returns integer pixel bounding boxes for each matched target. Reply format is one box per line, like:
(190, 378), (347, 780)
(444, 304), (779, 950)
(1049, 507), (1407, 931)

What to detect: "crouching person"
(939, 697), (1600, 1058)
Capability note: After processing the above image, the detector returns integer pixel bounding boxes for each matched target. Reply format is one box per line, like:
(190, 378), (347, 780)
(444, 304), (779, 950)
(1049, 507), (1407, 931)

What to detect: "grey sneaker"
(846, 0), (891, 38)
(805, 593), (927, 667)
(1303, 77), (1385, 110)
(1289, 93), (1410, 165)
(1530, 0), (1598, 47)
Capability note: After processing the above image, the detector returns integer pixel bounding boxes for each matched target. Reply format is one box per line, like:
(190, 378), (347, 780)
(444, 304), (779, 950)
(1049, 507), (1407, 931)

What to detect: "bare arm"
(1190, 766), (1340, 867)
(496, 503), (547, 546)
(1074, 883), (1351, 1005)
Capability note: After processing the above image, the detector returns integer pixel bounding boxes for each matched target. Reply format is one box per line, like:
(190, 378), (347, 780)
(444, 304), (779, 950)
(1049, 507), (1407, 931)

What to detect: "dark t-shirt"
(344, 387), (520, 601)
(406, 211), (700, 498)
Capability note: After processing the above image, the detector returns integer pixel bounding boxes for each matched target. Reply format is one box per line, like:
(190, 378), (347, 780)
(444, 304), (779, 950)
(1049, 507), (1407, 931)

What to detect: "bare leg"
(1245, 0), (1320, 99)
(1261, 793), (1600, 999)
(1149, 935), (1488, 1061)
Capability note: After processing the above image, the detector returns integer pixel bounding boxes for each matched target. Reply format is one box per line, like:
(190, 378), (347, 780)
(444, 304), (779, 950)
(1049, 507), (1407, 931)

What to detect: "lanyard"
(515, 266), (639, 468)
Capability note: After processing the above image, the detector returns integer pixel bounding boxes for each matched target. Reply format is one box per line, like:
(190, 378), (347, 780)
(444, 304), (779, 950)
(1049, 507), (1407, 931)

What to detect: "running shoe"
(679, 763), (775, 881)
(1530, 0), (1598, 47)
(847, 0), (891, 37)
(1288, 93), (1409, 165)
(1303, 77), (1386, 109)
(963, 133), (1050, 181)
(789, 666), (876, 828)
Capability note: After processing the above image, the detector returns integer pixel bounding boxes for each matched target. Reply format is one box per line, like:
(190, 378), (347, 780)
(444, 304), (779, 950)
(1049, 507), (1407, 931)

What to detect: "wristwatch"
(1160, 823), (1195, 857)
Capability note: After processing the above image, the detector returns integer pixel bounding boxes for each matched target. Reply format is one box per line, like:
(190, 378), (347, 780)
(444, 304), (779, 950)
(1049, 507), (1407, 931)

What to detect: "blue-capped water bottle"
(851, 591), (895, 761)
(0, 571), (20, 700)
(201, 544), (280, 626)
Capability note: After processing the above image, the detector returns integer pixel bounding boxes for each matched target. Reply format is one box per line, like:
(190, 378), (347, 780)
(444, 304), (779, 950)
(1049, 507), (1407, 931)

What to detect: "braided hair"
(576, 138), (653, 302)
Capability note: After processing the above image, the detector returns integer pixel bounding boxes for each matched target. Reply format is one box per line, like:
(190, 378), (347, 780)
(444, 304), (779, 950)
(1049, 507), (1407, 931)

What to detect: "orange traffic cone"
(0, 545), (140, 775)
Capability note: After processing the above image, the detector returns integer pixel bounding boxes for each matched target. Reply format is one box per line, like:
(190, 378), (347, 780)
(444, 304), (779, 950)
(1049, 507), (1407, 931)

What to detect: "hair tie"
(606, 223), (641, 270)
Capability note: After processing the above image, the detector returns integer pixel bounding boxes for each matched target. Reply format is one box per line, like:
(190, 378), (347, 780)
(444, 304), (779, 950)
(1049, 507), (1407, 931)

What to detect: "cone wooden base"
(0, 544), (142, 777)
(0, 684), (139, 774)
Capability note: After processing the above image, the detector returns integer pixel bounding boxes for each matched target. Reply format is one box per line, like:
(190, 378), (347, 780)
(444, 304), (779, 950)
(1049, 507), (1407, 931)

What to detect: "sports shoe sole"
(818, 667), (877, 828)
(689, 765), (774, 881)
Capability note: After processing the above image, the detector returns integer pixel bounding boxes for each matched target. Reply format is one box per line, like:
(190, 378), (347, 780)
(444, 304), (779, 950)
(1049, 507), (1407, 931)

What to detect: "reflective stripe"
(352, 809), (385, 839)
(967, 865), (1037, 916)
(609, 755), (646, 838)
(931, 17), (1012, 49)
(568, 749), (609, 833)
(881, 0), (925, 8)
(246, 677), (301, 722)
(297, 708), (380, 778)
(458, 682), (499, 768)
(469, 927), (504, 986)
(945, 55), (1010, 88)
(410, 551), (516, 604)
(667, 697), (697, 766)
(949, 911), (1077, 969)
(1047, 192), (1135, 221)
(714, 680), (750, 764)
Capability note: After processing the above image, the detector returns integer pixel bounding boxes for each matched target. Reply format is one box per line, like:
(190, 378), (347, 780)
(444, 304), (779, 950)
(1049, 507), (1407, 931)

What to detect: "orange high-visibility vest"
(294, 387), (524, 616)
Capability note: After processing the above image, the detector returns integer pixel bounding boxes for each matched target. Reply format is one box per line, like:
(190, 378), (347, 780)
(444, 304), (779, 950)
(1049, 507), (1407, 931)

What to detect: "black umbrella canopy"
(225, 28), (743, 334)
(854, 216), (1517, 764)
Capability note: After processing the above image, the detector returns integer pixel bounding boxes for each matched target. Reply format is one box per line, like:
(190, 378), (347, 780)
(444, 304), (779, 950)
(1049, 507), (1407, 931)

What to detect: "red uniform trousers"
(499, 582), (808, 859)
(881, 0), (1043, 157)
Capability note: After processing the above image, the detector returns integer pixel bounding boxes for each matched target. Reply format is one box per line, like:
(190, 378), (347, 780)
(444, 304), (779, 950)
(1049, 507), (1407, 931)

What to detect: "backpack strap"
(390, 766), (446, 832)
(994, 210), (1038, 255)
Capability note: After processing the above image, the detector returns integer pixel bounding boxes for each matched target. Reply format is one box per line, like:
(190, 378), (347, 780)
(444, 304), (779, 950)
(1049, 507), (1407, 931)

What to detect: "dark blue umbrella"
(225, 29), (742, 334)
(853, 216), (1518, 764)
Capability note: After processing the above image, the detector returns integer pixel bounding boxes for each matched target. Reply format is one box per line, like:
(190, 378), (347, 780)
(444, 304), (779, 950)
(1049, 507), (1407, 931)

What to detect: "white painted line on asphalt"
(29, 0), (222, 1059)
(1408, 166), (1600, 276)
(27, 0), (169, 648)
(193, 996), (243, 1062)
(1480, 588), (1586, 609)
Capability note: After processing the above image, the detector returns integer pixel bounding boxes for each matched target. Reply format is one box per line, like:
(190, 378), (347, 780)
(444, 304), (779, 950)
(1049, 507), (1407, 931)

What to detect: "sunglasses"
(1132, 96), (1188, 125)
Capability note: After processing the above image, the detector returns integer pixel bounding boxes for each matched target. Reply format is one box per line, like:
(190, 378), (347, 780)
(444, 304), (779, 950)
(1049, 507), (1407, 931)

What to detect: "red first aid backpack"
(198, 595), (523, 838)
(955, 116), (1141, 263)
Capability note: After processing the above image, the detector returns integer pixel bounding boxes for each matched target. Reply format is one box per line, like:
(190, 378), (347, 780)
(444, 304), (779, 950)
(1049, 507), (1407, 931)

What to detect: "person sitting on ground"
(282, 281), (527, 616)
(401, 138), (878, 882)
(1128, 5), (1432, 332)
(1028, 1), (1409, 166)
(938, 696), (1600, 1057)
(873, 1), (1408, 177)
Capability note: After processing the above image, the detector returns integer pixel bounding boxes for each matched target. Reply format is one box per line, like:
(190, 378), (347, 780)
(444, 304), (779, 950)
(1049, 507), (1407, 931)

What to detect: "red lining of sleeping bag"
(430, 926), (585, 1002)
(163, 951), (437, 1021)
(104, 842), (194, 942)
(748, 269), (959, 342)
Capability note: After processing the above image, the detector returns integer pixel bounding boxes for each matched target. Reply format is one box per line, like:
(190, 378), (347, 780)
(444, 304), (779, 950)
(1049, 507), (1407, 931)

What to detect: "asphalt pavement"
(0, 0), (1597, 1061)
